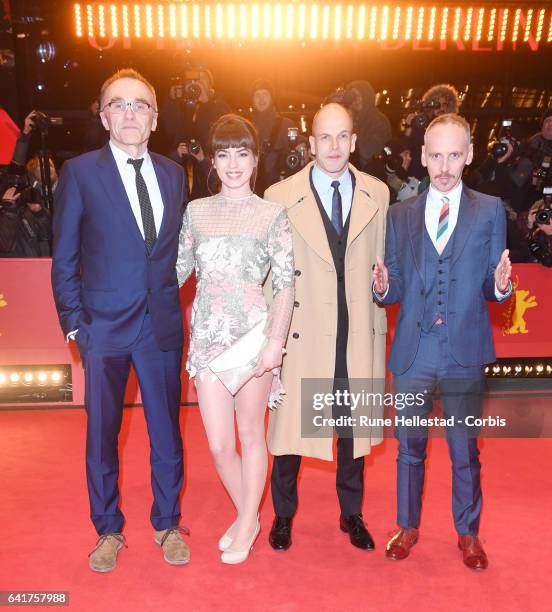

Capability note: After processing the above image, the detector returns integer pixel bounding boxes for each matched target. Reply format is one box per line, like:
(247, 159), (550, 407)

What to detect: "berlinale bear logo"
(503, 278), (538, 335)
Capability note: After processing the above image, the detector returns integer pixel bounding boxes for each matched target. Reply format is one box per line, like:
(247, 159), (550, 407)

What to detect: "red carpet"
(0, 407), (550, 611)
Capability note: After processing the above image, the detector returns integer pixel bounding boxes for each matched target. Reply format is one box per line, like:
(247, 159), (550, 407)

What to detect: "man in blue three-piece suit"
(51, 70), (189, 573)
(373, 114), (512, 571)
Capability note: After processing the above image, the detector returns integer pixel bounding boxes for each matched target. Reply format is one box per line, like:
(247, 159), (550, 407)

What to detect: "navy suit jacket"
(51, 144), (187, 352)
(377, 185), (510, 375)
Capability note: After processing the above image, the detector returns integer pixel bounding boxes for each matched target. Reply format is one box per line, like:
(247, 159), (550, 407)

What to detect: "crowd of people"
(2, 69), (551, 264)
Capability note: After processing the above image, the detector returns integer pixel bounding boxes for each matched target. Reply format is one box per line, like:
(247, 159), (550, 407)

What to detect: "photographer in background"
(466, 119), (535, 213)
(250, 79), (297, 194)
(163, 68), (230, 197)
(0, 175), (52, 257)
(344, 80), (392, 171)
(82, 96), (109, 153)
(528, 108), (552, 157)
(509, 189), (552, 266)
(399, 84), (460, 182)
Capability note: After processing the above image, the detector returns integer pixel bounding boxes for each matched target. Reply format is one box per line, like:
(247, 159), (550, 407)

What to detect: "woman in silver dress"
(176, 114), (294, 564)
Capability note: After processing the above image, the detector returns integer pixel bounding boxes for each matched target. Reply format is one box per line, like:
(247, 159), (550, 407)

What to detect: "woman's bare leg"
(228, 371), (273, 551)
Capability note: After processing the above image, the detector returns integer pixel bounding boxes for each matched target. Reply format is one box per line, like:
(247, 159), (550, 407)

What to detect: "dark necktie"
(127, 158), (157, 252)
(331, 180), (343, 236)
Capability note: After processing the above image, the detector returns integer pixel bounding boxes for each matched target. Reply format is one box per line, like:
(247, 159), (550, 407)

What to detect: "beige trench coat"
(264, 162), (389, 461)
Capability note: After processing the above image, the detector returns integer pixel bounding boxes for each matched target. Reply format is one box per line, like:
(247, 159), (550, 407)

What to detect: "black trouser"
(271, 354), (365, 518)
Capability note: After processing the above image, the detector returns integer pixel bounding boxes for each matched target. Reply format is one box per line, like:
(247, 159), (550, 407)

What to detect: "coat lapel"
(407, 190), (427, 287)
(286, 166), (334, 268)
(450, 186), (479, 268)
(346, 168), (379, 249)
(96, 144), (146, 248)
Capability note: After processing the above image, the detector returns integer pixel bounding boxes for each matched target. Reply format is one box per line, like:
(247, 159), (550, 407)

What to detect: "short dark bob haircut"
(208, 114), (259, 191)
(209, 113), (259, 158)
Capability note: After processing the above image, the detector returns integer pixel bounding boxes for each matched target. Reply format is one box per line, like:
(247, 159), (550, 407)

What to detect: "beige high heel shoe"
(218, 521), (237, 552)
(220, 519), (261, 565)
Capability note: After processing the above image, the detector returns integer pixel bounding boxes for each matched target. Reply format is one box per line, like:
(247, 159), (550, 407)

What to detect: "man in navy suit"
(373, 114), (512, 571)
(52, 70), (189, 572)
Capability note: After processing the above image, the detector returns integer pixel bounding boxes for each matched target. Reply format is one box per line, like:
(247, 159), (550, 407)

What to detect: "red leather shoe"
(458, 535), (488, 571)
(385, 528), (419, 560)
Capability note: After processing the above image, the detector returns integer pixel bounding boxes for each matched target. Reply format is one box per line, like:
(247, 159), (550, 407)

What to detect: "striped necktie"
(436, 196), (450, 255)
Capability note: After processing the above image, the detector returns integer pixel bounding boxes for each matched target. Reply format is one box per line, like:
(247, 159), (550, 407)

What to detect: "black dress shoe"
(269, 516), (292, 550)
(340, 514), (375, 550)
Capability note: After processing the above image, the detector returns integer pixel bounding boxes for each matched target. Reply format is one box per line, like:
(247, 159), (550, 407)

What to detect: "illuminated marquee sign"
(74, 3), (552, 51)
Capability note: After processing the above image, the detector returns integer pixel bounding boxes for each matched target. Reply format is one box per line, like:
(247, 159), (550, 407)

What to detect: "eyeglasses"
(102, 99), (157, 114)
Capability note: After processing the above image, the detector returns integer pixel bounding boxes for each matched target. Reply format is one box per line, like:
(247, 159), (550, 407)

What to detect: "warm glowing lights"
(536, 8), (545, 42)
(110, 4), (118, 38)
(145, 4), (153, 39)
(524, 8), (533, 42)
(488, 8), (496, 42)
(513, 8), (521, 42)
(428, 6), (436, 41)
(476, 8), (484, 42)
(133, 4), (141, 38)
(416, 7), (424, 41)
(440, 7), (448, 41)
(72, 3), (552, 48)
(286, 3), (294, 40)
(228, 3), (236, 39)
(369, 6), (377, 41)
(500, 8), (509, 42)
(9, 373), (20, 383)
(452, 7), (461, 41)
(393, 6), (401, 40)
(298, 3), (306, 39)
(322, 4), (330, 40)
(463, 7), (473, 42)
(251, 3), (259, 39)
(86, 4), (94, 38)
(346, 5), (354, 40)
(334, 5), (342, 41)
(309, 4), (318, 40)
(157, 4), (164, 38)
(357, 5), (366, 40)
(405, 6), (413, 41)
(273, 2), (282, 39)
(381, 5), (389, 42)
(75, 3), (83, 37)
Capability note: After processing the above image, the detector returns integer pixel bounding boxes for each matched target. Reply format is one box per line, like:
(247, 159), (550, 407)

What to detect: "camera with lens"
(186, 139), (201, 155)
(488, 120), (519, 159)
(531, 155), (551, 194)
(535, 187), (552, 226)
(379, 146), (405, 175)
(409, 99), (441, 131)
(0, 169), (42, 209)
(170, 71), (204, 106)
(284, 127), (303, 172)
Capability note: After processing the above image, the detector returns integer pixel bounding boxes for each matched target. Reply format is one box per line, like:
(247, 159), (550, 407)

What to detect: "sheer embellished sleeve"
(265, 207), (295, 344)
(176, 206), (195, 287)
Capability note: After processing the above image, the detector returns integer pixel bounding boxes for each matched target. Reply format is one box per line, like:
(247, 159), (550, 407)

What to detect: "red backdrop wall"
(0, 260), (550, 406)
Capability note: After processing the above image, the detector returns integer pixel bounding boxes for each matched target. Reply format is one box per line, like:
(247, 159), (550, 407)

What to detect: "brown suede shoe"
(154, 527), (190, 565)
(88, 533), (127, 573)
(385, 528), (419, 561)
(458, 535), (488, 571)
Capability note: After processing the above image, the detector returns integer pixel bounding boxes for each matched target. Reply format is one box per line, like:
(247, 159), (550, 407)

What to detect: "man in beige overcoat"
(264, 103), (389, 551)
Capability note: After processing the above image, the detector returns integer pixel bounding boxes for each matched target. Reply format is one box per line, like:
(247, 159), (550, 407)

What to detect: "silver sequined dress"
(176, 193), (295, 400)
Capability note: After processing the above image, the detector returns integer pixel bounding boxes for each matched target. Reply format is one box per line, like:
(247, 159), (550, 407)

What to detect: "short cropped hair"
(99, 68), (157, 109)
(423, 84), (460, 114)
(425, 113), (471, 144)
(209, 113), (259, 158)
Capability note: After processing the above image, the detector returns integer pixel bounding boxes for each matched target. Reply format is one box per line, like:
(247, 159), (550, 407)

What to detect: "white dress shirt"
(311, 164), (353, 227)
(109, 140), (164, 238)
